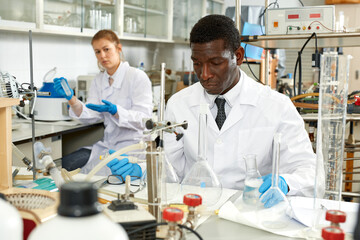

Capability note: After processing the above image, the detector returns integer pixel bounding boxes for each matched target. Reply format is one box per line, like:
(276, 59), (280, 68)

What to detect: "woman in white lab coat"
(164, 15), (323, 208)
(54, 30), (152, 176)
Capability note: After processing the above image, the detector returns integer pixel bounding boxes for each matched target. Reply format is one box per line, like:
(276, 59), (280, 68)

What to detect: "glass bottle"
(242, 154), (262, 205)
(181, 104), (222, 208)
(258, 133), (290, 229)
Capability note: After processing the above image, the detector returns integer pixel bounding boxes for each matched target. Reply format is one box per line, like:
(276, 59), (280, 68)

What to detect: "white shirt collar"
(204, 68), (243, 108)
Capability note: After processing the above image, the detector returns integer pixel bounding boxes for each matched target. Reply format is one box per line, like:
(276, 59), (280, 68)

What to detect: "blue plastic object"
(16, 178), (58, 192)
(241, 22), (265, 60)
(86, 99), (117, 115)
(38, 82), (63, 98)
(106, 149), (142, 180)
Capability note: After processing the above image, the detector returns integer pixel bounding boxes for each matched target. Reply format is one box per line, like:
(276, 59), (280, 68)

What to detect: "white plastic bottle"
(28, 182), (128, 240)
(0, 193), (23, 240)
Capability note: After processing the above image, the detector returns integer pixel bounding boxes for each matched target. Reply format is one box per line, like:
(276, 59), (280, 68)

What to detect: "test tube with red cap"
(183, 193), (202, 229)
(163, 207), (184, 240)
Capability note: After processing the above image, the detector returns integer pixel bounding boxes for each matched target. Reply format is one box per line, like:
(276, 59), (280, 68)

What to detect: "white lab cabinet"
(0, 0), (175, 41)
(172, 0), (225, 42)
(0, 0), (223, 42)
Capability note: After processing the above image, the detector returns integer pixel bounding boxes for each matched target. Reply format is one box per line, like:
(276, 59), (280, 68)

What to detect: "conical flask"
(258, 133), (290, 229)
(242, 154), (262, 205)
(181, 104), (222, 207)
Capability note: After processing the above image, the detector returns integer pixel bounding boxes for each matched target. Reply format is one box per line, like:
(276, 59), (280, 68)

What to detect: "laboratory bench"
(11, 118), (104, 166)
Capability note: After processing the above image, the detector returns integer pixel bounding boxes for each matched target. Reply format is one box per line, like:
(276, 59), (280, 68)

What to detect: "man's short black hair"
(190, 14), (241, 54)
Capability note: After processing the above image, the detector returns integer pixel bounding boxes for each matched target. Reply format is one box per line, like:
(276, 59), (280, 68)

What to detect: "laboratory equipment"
(258, 133), (290, 229)
(162, 207), (184, 240)
(0, 193), (23, 240)
(76, 75), (95, 102)
(0, 71), (20, 98)
(322, 226), (345, 240)
(183, 193), (202, 229)
(12, 143), (33, 171)
(34, 81), (71, 121)
(181, 104), (222, 207)
(242, 154), (262, 205)
(316, 52), (351, 201)
(103, 176), (157, 239)
(28, 182), (129, 240)
(325, 210), (346, 228)
(34, 141), (65, 188)
(321, 210), (346, 240)
(304, 52), (351, 239)
(266, 6), (335, 35)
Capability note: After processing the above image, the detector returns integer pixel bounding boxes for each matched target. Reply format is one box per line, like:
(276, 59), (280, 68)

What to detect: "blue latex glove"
(53, 77), (73, 100)
(259, 174), (289, 208)
(86, 99), (117, 115)
(106, 149), (142, 180)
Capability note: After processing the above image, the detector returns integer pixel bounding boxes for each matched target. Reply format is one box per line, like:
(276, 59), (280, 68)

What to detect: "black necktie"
(215, 98), (226, 130)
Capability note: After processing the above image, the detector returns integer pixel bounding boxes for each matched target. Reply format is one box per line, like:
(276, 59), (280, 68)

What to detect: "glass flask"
(181, 104), (223, 208)
(242, 154), (263, 205)
(258, 133), (290, 229)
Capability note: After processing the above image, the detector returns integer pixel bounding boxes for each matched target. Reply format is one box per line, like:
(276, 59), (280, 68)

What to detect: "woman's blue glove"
(53, 77), (73, 100)
(259, 174), (289, 208)
(106, 149), (142, 180)
(86, 100), (117, 115)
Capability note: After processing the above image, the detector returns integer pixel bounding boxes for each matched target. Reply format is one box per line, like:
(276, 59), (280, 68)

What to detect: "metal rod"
(159, 63), (166, 148)
(29, 30), (36, 181)
(235, 0), (242, 36)
(344, 158), (360, 161)
(341, 192), (360, 197)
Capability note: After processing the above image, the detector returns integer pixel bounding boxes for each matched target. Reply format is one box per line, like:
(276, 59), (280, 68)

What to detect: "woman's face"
(92, 38), (122, 75)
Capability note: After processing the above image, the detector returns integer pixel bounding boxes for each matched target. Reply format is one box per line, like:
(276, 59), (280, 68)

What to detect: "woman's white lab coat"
(164, 70), (322, 197)
(70, 62), (153, 175)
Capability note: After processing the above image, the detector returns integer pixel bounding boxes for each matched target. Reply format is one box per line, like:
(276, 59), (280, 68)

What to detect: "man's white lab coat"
(165, 70), (322, 197)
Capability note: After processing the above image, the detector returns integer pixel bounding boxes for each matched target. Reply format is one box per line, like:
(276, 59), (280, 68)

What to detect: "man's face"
(191, 39), (244, 95)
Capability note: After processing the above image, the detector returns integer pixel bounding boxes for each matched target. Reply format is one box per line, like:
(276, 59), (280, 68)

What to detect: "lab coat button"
(217, 139), (222, 144)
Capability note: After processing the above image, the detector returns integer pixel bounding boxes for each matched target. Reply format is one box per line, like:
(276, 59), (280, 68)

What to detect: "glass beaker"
(258, 133), (290, 229)
(242, 154), (262, 205)
(181, 104), (222, 208)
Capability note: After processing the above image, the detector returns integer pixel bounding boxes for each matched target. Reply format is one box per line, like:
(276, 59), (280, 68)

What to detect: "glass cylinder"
(315, 52), (351, 201)
(242, 154), (262, 205)
(307, 52), (351, 237)
(181, 104), (222, 208)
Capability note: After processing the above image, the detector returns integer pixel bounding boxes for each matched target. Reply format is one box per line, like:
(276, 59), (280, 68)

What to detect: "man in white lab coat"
(164, 15), (322, 207)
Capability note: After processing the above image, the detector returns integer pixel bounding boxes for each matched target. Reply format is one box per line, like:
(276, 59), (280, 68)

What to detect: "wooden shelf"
(241, 32), (360, 49)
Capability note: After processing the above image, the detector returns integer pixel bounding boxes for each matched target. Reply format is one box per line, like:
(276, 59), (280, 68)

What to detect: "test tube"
(60, 78), (72, 98)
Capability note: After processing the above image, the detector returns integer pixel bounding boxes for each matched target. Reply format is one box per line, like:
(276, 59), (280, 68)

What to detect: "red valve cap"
(163, 207), (184, 222)
(322, 226), (345, 240)
(183, 194), (202, 207)
(325, 210), (346, 223)
(355, 95), (360, 106)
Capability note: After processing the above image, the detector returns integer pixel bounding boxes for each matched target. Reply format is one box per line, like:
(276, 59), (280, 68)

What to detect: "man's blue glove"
(53, 77), (74, 100)
(259, 174), (289, 208)
(86, 100), (117, 115)
(106, 149), (142, 180)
